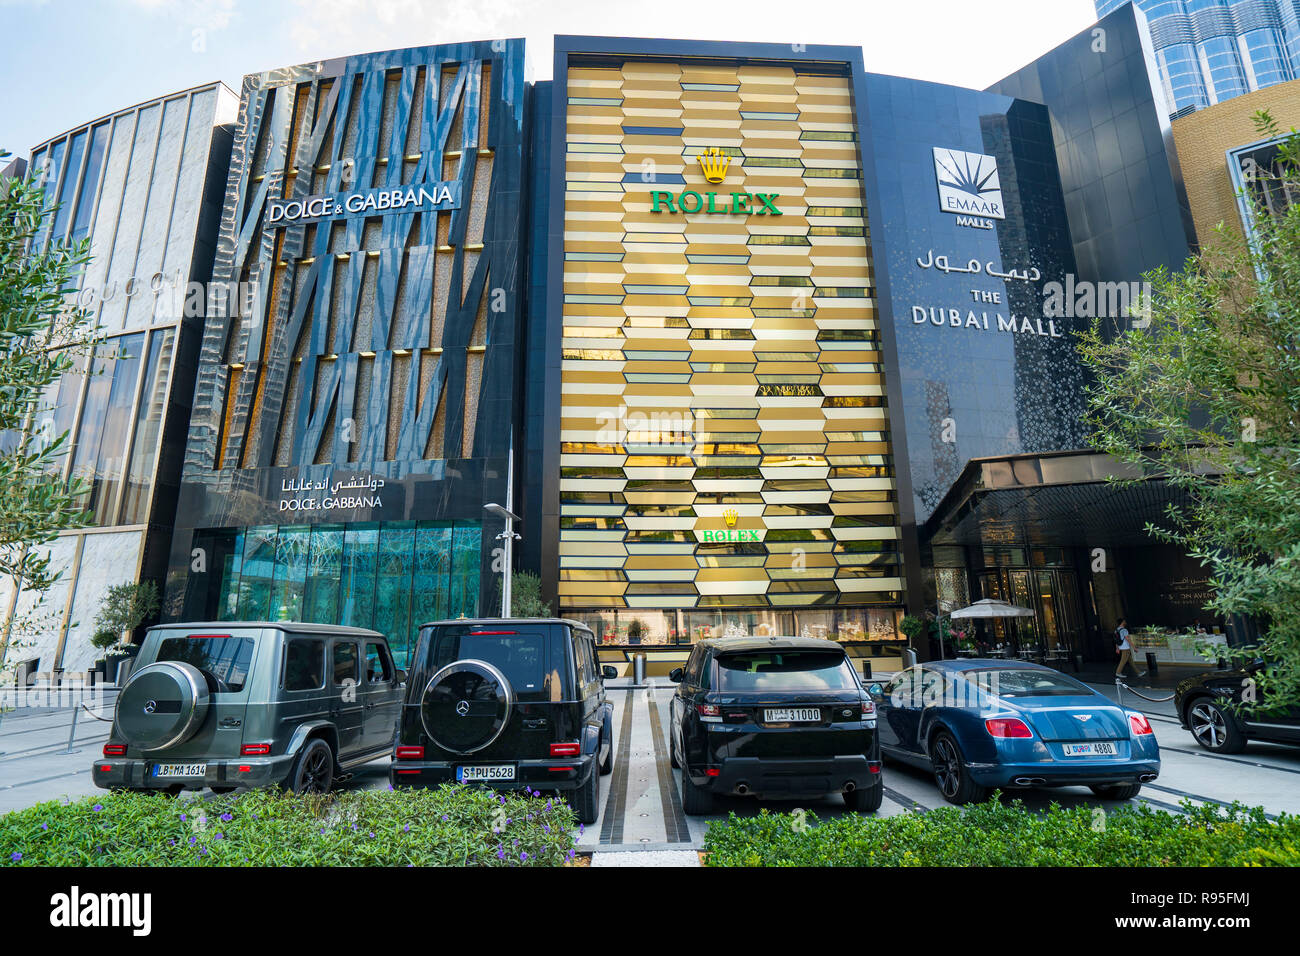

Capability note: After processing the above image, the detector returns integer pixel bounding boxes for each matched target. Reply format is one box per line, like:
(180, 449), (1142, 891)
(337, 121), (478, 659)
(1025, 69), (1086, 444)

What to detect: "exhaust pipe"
(735, 782), (750, 795)
(1139, 773), (1157, 782)
(1013, 776), (1046, 786)
(844, 782), (856, 793)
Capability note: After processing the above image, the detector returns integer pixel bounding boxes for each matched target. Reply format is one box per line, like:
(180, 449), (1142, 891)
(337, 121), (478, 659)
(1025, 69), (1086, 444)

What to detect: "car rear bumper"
(390, 754), (596, 791)
(92, 755), (295, 791)
(967, 758), (1161, 788)
(694, 755), (882, 799)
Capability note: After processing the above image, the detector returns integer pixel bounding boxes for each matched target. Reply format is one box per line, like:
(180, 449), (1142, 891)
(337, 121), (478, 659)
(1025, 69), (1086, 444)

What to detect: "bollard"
(633, 653), (646, 687)
(58, 702), (83, 756)
(860, 659), (872, 680)
(903, 647), (918, 670)
(1144, 651), (1158, 681)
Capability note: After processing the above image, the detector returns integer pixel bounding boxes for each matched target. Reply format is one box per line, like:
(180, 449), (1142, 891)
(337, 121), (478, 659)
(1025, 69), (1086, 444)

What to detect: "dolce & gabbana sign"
(267, 181), (461, 227)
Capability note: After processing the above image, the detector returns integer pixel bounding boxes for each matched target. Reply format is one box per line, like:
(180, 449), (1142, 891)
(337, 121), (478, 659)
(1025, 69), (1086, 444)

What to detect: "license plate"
(1060, 742), (1117, 757)
(764, 707), (821, 723)
(152, 763), (206, 778)
(457, 764), (515, 783)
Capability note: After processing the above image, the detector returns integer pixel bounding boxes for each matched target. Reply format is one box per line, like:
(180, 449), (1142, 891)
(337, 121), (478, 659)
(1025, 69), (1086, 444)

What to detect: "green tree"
(500, 570), (553, 618)
(1076, 111), (1300, 711)
(0, 150), (98, 661)
(91, 581), (160, 652)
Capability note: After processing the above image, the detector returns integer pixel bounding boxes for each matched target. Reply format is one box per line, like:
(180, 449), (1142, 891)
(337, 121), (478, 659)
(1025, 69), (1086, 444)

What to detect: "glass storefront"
(186, 521), (482, 667)
(565, 607), (903, 647)
(971, 548), (1084, 666)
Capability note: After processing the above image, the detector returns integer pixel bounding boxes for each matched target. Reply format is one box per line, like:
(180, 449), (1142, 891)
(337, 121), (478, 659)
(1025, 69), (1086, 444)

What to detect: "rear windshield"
(716, 651), (857, 692)
(422, 625), (567, 700)
(965, 668), (1092, 698)
(155, 635), (255, 692)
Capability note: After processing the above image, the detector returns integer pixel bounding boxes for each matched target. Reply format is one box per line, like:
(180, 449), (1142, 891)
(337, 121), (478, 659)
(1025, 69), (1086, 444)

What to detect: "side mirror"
(395, 668), (407, 684)
(668, 667), (684, 683)
(868, 683), (884, 696)
(601, 665), (618, 680)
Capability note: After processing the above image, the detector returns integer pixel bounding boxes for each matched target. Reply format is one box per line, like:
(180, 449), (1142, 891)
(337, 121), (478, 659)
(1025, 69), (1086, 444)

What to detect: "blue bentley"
(869, 660), (1160, 804)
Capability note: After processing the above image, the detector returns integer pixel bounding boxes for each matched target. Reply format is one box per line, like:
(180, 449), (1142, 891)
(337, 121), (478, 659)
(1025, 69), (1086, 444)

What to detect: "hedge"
(0, 785), (579, 866)
(701, 797), (1300, 866)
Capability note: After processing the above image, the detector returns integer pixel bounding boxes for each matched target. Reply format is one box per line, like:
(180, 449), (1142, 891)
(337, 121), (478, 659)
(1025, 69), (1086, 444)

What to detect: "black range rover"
(670, 636), (883, 814)
(390, 618), (615, 823)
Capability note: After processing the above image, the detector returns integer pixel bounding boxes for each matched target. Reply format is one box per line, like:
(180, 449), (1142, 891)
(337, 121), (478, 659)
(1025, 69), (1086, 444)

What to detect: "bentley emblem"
(1074, 714), (1092, 721)
(456, 700), (470, 717)
(143, 699), (157, 715)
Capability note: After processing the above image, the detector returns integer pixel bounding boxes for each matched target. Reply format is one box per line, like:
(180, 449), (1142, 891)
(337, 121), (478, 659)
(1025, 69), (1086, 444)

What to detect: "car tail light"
(1129, 712), (1154, 735)
(862, 701), (875, 717)
(99, 765), (112, 772)
(705, 768), (720, 777)
(238, 765), (252, 773)
(985, 717), (1033, 738)
(549, 742), (581, 757)
(869, 761), (881, 774)
(548, 766), (575, 772)
(395, 746), (424, 760)
(697, 703), (721, 723)
(469, 630), (517, 636)
(239, 743), (272, 756)
(103, 744), (126, 756)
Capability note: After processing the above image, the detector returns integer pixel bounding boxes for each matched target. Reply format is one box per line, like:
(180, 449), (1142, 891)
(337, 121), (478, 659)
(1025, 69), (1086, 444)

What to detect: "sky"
(0, 0), (1101, 153)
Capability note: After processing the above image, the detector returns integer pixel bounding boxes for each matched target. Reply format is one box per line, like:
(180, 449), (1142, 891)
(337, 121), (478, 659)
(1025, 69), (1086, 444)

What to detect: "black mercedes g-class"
(390, 618), (616, 824)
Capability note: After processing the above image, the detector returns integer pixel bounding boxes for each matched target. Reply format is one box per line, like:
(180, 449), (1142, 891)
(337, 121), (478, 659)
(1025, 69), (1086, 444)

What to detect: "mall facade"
(3, 2), (1276, 673)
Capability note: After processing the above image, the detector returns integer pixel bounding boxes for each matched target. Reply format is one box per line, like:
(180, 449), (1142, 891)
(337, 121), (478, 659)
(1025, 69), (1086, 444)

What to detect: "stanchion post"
(59, 702), (82, 756)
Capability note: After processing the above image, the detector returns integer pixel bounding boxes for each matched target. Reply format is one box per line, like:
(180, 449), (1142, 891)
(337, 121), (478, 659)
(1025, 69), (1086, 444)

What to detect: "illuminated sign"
(700, 509), (763, 542)
(266, 182), (461, 227)
(933, 147), (1005, 221)
(649, 147), (781, 215)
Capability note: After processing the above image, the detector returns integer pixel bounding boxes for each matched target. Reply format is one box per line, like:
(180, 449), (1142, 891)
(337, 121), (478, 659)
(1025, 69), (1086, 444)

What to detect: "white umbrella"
(949, 598), (1035, 619)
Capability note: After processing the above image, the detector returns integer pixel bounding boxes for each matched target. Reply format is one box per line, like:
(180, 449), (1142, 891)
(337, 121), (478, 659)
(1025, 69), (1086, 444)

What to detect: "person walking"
(1114, 618), (1144, 680)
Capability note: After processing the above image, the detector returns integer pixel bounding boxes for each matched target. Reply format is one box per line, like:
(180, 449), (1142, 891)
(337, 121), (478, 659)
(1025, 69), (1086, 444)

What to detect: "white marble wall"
(1, 536), (77, 674)
(61, 531), (145, 673)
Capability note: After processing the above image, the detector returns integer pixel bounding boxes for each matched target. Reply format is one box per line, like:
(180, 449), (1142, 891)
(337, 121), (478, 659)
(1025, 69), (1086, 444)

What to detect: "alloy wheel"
(932, 737), (961, 799)
(300, 747), (331, 793)
(1190, 701), (1226, 749)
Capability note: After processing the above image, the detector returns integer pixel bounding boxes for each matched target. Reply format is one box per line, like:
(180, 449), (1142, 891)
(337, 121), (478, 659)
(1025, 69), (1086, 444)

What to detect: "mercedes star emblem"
(456, 700), (470, 717)
(143, 699), (157, 715)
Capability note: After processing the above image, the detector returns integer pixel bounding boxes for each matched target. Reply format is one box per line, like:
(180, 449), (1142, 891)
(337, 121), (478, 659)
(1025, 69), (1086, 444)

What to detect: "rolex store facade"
(535, 39), (906, 659)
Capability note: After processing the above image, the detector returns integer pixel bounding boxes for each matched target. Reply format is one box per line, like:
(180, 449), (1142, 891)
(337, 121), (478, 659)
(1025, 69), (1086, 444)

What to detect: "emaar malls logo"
(933, 147), (1005, 221)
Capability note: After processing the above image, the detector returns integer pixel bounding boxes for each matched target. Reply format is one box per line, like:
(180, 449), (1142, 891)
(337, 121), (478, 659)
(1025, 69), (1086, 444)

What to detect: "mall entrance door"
(972, 567), (1083, 670)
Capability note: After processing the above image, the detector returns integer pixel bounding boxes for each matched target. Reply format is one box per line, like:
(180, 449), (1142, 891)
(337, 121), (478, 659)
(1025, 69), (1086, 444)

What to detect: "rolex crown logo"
(698, 146), (732, 184)
(723, 508), (738, 529)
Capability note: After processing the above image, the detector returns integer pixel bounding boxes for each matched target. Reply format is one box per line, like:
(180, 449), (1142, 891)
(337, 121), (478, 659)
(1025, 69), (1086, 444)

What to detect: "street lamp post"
(484, 502), (520, 616)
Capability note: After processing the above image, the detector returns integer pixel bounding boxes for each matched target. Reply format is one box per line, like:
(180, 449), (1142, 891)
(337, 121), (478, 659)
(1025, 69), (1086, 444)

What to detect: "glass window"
(49, 129), (87, 244)
(73, 333), (146, 525)
(339, 524), (378, 630)
(303, 525), (345, 624)
(448, 523), (481, 619)
(332, 640), (359, 685)
(237, 525), (278, 620)
(374, 523), (414, 665)
(412, 522), (452, 631)
(716, 650), (858, 692)
(155, 634), (255, 692)
(365, 642), (393, 683)
(425, 624), (564, 699)
(965, 668), (1091, 698)
(284, 638), (325, 691)
(120, 328), (172, 524)
(270, 525), (309, 621)
(70, 123), (109, 244)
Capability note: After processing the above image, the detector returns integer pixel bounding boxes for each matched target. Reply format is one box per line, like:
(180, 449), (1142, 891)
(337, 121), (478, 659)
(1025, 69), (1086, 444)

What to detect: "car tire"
(929, 731), (989, 805)
(669, 721), (680, 769)
(599, 721), (614, 776)
(680, 770), (714, 815)
(1090, 783), (1143, 800)
(284, 738), (335, 795)
(1187, 698), (1247, 754)
(844, 783), (883, 813)
(570, 765), (600, 825)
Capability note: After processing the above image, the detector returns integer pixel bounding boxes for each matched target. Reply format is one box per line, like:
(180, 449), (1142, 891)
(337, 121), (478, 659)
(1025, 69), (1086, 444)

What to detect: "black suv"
(390, 618), (616, 823)
(669, 636), (883, 815)
(1175, 662), (1300, 752)
(94, 622), (404, 795)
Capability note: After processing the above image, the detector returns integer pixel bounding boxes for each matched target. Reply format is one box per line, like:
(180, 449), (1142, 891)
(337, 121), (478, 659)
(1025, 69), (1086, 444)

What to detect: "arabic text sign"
(279, 472), (386, 512)
(266, 182), (461, 227)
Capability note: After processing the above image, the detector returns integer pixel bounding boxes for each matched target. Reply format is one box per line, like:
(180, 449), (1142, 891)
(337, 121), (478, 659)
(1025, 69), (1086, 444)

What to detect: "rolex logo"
(698, 146), (732, 184)
(723, 508), (738, 529)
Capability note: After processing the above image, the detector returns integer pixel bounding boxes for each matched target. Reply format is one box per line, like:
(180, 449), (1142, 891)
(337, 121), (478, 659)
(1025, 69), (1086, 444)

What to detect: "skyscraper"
(1098, 0), (1300, 117)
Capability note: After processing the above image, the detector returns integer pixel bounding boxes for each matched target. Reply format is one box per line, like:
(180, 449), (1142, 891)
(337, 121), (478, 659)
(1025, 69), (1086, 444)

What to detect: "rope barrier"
(1115, 678), (1176, 704)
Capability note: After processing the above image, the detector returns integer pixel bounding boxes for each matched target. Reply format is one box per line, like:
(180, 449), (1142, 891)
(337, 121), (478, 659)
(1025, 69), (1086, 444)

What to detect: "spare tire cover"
(421, 660), (513, 754)
(115, 661), (210, 751)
